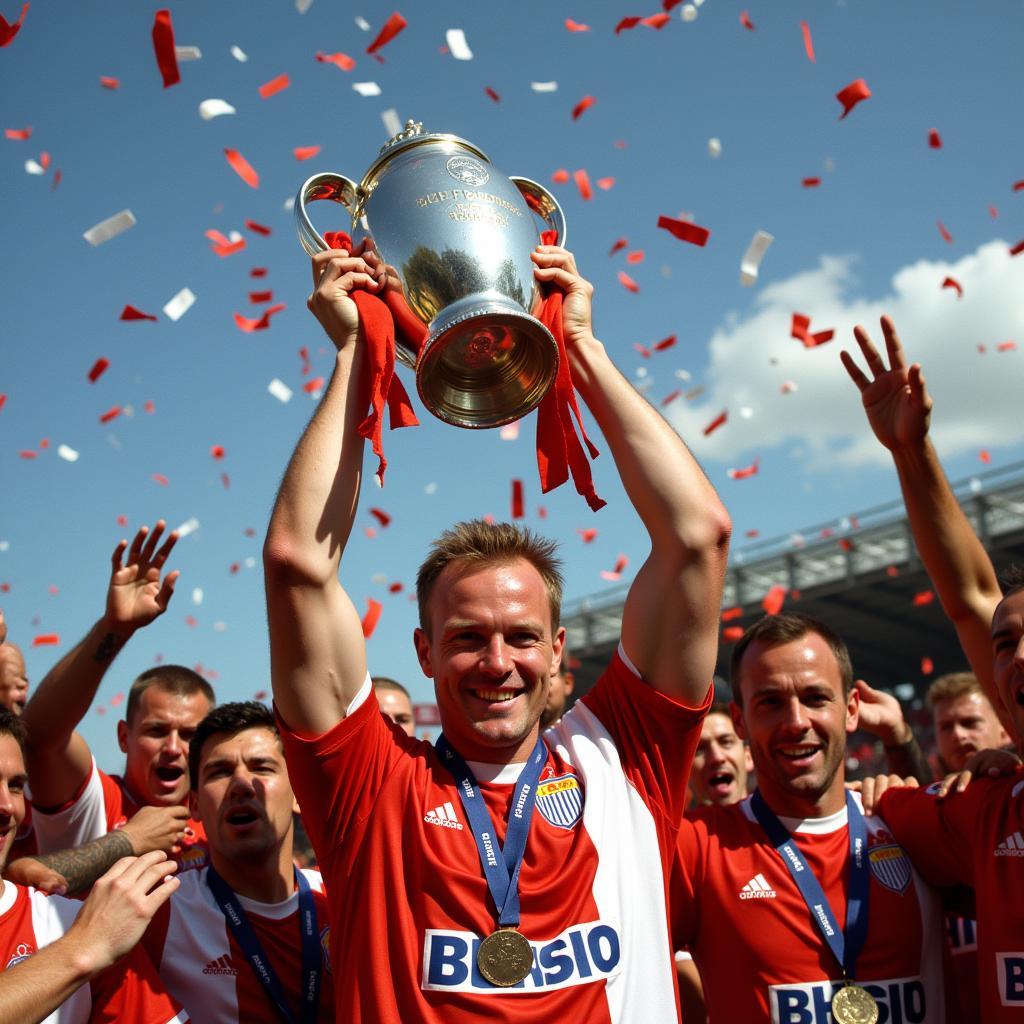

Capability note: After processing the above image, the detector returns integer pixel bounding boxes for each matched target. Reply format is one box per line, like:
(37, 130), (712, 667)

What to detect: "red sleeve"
(87, 943), (185, 1023)
(580, 651), (712, 826)
(670, 815), (704, 950)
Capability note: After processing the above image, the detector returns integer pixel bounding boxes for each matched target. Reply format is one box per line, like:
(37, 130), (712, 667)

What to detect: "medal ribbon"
(206, 865), (321, 1024)
(750, 790), (870, 982)
(435, 735), (547, 928)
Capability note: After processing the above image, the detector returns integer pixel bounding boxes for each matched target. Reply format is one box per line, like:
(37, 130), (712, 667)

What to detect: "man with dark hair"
(673, 612), (945, 1021)
(372, 677), (416, 737)
(21, 522), (212, 872)
(689, 702), (753, 808)
(540, 649), (575, 729)
(0, 706), (187, 1024)
(141, 701), (334, 1023)
(265, 242), (730, 1019)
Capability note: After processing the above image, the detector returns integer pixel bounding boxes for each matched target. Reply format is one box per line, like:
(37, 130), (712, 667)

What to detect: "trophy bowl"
(295, 121), (567, 429)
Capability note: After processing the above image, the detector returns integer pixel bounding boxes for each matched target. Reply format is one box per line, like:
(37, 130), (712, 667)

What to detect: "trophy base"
(417, 298), (559, 429)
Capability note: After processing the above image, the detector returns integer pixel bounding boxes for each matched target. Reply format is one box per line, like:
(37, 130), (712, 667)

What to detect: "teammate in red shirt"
(264, 242), (730, 1021)
(21, 522), (212, 872)
(142, 701), (334, 1023)
(673, 613), (946, 1023)
(0, 706), (186, 1024)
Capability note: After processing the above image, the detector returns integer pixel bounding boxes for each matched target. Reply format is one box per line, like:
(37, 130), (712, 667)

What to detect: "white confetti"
(296, 0), (314, 11)
(707, 137), (722, 158)
(176, 516), (200, 537)
(739, 406), (754, 419)
(230, 45), (248, 62)
(57, 444), (79, 462)
(244, 557), (256, 569)
(424, 482), (438, 495)
(499, 421), (520, 441)
(83, 209), (136, 247)
(24, 159), (45, 175)
(371, 573), (389, 585)
(530, 81), (558, 93)
(674, 369), (692, 381)
(174, 45), (202, 61)
(268, 378), (293, 403)
(213, 621), (227, 632)
(739, 230), (774, 287)
(283, 196), (295, 211)
(353, 81), (381, 97)
(381, 108), (402, 137)
(635, 366), (648, 378)
(192, 587), (204, 605)
(355, 16), (371, 30)
(681, 3), (698, 20)
(199, 98), (236, 121)
(446, 28), (473, 60)
(0, 542), (8, 552)
(163, 287), (196, 322)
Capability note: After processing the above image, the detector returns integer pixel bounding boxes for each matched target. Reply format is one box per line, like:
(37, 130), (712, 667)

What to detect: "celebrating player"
(264, 242), (730, 1019)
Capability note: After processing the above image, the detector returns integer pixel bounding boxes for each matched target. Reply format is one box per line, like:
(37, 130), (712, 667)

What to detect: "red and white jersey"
(880, 773), (1024, 1023)
(277, 647), (710, 1023)
(141, 866), (334, 1024)
(673, 793), (946, 1023)
(0, 879), (187, 1023)
(32, 758), (208, 873)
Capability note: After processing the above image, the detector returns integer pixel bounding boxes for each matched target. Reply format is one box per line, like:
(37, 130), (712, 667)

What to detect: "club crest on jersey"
(178, 845), (209, 872)
(6, 943), (34, 969)
(869, 842), (911, 894)
(320, 926), (332, 973)
(534, 774), (583, 830)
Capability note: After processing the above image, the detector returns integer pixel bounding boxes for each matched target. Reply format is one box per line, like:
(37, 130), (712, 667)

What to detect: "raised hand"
(840, 315), (932, 452)
(105, 521), (180, 633)
(854, 678), (912, 747)
(531, 245), (595, 350)
(307, 246), (385, 350)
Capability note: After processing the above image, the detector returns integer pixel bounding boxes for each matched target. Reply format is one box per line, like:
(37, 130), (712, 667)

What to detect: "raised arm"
(853, 678), (933, 785)
(21, 523), (179, 808)
(840, 317), (1007, 727)
(263, 247), (385, 735)
(532, 247), (731, 704)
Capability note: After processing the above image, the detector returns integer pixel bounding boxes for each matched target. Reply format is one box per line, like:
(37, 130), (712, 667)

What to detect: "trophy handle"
(510, 177), (568, 248)
(295, 172), (361, 257)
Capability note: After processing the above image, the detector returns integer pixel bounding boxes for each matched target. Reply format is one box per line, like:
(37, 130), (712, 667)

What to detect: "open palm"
(106, 521), (180, 631)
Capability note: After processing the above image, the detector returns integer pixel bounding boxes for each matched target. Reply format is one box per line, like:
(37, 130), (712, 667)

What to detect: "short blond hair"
(927, 671), (983, 708)
(416, 520), (563, 633)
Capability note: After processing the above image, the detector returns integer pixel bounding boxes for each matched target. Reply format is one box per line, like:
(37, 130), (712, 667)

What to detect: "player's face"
(414, 559), (564, 763)
(0, 735), (27, 875)
(733, 633), (859, 817)
(991, 590), (1024, 745)
(375, 688), (416, 737)
(933, 691), (1010, 772)
(0, 646), (28, 715)
(691, 712), (752, 806)
(193, 727), (297, 864)
(118, 687), (212, 808)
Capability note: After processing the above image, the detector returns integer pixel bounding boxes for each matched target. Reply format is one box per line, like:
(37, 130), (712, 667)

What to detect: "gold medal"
(831, 983), (879, 1024)
(477, 927), (535, 987)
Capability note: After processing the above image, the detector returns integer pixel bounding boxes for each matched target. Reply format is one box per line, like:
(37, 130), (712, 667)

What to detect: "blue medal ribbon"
(206, 865), (321, 1024)
(435, 734), (547, 928)
(750, 789), (870, 982)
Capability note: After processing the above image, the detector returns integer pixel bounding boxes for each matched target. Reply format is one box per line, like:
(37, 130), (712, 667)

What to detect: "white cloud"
(665, 241), (1024, 469)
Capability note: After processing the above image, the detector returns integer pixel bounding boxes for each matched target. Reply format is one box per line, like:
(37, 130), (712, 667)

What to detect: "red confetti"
(997, 341), (1018, 352)
(221, 473), (230, 489)
(369, 508), (392, 527)
(885, 565), (899, 578)
(315, 51), (355, 71)
(574, 169), (593, 201)
(800, 21), (815, 62)
(249, 290), (273, 304)
(388, 582), (403, 594)
(18, 450), (37, 459)
(151, 10), (180, 88)
(791, 313), (834, 348)
(366, 12), (407, 55)
(921, 657), (934, 676)
(1010, 241), (1024, 257)
(234, 303), (285, 332)
(617, 270), (639, 293)
(0, 2), (28, 47)
(87, 357), (110, 383)
(1013, 180), (1024, 192)
(745, 529), (760, 539)
(979, 450), (992, 464)
(258, 73), (290, 99)
(303, 376), (325, 393)
(245, 219), (271, 236)
(615, 17), (643, 33)
(32, 634), (60, 648)
(229, 563), (240, 574)
(0, 394), (6, 412)
(151, 473), (169, 486)
(596, 177), (616, 191)
(937, 220), (953, 244)
(941, 276), (962, 298)
(4, 126), (30, 139)
(722, 626), (744, 643)
(294, 145), (321, 161)
(990, 206), (999, 219)
(224, 148), (259, 189)
(762, 584), (787, 616)
(144, 400), (155, 414)
(551, 168), (570, 184)
(99, 76), (120, 90)
(657, 215), (710, 247)
(928, 129), (942, 149)
(727, 459), (759, 480)
(600, 554), (629, 581)
(250, 267), (268, 277)
(660, 390), (681, 407)
(654, 335), (676, 352)
(212, 238), (246, 258)
(641, 13), (670, 28)
(99, 406), (122, 424)
(703, 410), (727, 436)
(511, 479), (525, 520)
(578, 528), (598, 543)
(739, 10), (754, 30)
(571, 95), (596, 120)
(912, 590), (935, 607)
(254, 690), (268, 701)
(609, 237), (628, 255)
(484, 86), (501, 103)
(361, 598), (383, 638)
(633, 342), (650, 357)
(120, 302), (160, 323)
(836, 78), (871, 119)
(38, 150), (49, 170)
(38, 439), (49, 450)
(626, 250), (645, 264)
(565, 18), (590, 31)
(802, 177), (822, 188)
(838, 538), (854, 552)
(721, 607), (742, 622)
(210, 445), (225, 460)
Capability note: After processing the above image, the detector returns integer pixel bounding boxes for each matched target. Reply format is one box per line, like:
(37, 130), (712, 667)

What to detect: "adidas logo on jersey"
(739, 873), (777, 899)
(424, 802), (464, 831)
(995, 832), (1024, 857)
(202, 955), (239, 976)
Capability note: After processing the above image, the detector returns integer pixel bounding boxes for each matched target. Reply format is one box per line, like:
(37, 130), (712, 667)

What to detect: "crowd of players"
(0, 243), (1022, 1023)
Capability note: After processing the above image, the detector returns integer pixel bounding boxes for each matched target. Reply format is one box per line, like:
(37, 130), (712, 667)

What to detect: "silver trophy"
(295, 121), (566, 428)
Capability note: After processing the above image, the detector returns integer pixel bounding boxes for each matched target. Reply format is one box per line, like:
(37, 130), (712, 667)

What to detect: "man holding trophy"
(265, 124), (731, 1021)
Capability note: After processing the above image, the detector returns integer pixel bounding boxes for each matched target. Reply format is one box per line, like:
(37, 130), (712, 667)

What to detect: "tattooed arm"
(21, 522), (180, 810)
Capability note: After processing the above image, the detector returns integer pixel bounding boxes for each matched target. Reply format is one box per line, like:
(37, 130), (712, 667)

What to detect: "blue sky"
(1, 0), (1021, 770)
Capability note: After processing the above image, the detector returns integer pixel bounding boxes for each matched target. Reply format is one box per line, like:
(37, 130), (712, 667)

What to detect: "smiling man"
(264, 242), (730, 1021)
(672, 613), (945, 1023)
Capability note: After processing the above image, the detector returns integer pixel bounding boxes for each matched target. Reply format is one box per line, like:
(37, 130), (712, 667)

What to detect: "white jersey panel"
(32, 758), (107, 854)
